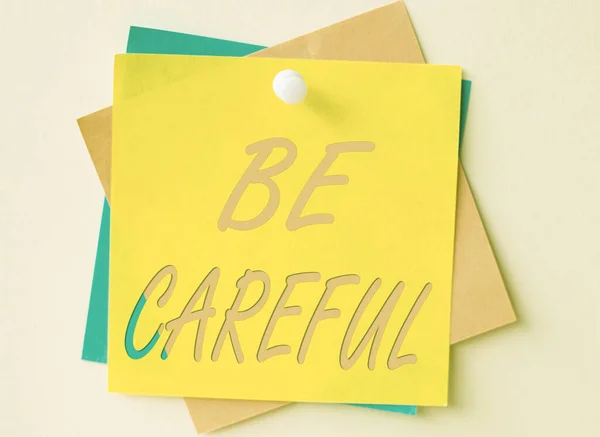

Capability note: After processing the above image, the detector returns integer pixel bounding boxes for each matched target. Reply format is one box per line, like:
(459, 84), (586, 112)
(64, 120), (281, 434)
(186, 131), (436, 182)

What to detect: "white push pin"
(273, 69), (307, 104)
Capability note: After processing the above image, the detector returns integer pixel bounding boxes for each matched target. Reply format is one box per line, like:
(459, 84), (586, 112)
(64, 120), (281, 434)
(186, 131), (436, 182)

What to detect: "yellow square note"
(109, 54), (461, 405)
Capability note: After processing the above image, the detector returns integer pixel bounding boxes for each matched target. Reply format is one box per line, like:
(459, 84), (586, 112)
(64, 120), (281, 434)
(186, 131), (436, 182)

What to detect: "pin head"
(273, 69), (307, 104)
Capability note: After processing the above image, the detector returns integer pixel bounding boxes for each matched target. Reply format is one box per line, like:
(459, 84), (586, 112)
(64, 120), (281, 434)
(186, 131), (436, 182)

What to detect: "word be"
(125, 265), (431, 371)
(218, 138), (375, 231)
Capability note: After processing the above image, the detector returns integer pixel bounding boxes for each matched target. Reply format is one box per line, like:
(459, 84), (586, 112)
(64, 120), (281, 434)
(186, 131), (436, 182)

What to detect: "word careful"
(125, 265), (432, 371)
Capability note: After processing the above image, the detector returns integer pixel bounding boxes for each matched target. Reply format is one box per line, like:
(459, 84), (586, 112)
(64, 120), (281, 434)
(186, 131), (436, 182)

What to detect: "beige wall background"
(1, 0), (599, 436)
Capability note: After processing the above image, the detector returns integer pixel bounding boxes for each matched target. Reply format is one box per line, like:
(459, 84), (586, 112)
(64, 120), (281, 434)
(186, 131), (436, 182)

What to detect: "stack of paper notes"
(78, 2), (516, 433)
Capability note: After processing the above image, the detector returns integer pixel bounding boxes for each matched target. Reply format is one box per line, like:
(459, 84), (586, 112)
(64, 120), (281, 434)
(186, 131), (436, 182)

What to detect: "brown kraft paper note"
(77, 1), (516, 432)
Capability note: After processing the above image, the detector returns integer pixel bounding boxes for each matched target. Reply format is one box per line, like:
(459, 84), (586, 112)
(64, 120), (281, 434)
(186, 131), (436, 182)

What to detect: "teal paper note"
(81, 28), (262, 364)
(82, 25), (472, 416)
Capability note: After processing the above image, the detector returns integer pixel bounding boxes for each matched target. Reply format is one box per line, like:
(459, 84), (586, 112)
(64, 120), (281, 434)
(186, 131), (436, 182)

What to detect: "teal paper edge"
(82, 197), (110, 363)
(126, 26), (265, 56)
(459, 79), (471, 146)
(82, 26), (472, 417)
